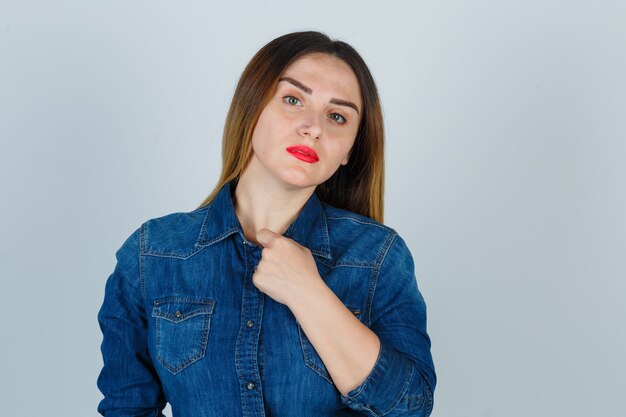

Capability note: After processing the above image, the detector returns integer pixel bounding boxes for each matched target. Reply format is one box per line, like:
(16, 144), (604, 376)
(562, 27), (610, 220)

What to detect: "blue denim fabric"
(97, 181), (436, 417)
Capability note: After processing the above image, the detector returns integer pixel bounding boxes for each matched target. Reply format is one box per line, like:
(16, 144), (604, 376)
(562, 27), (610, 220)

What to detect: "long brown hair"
(197, 31), (385, 222)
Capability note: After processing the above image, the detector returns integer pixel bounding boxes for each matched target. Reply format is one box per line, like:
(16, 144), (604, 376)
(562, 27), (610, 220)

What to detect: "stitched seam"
(152, 297), (215, 305)
(155, 312), (211, 374)
(407, 393), (425, 411)
(142, 247), (206, 259)
(425, 381), (434, 415)
(144, 229), (240, 259)
(235, 245), (248, 416)
(139, 224), (147, 304)
(197, 228), (240, 247)
(253, 289), (265, 392)
(197, 203), (214, 245)
(361, 405), (381, 417)
(316, 258), (377, 269)
(310, 248), (331, 259)
(325, 215), (392, 231)
(319, 205), (332, 259)
(367, 233), (398, 325)
(376, 232), (398, 268)
(345, 397), (377, 417)
(152, 308), (213, 322)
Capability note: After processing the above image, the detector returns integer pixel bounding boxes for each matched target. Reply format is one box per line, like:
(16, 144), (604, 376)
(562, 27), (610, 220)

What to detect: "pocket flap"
(151, 297), (215, 323)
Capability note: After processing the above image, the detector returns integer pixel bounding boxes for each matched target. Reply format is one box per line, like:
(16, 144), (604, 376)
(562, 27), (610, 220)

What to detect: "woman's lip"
(286, 146), (319, 163)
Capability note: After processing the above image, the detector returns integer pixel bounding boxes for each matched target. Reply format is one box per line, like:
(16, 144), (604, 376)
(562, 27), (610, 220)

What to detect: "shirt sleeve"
(97, 227), (167, 417)
(340, 234), (436, 416)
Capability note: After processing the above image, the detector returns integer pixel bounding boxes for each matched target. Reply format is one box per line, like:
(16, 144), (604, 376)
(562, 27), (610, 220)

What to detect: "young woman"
(97, 31), (436, 417)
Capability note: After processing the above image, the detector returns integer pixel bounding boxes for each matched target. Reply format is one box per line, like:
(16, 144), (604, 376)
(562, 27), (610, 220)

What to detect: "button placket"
(235, 245), (266, 414)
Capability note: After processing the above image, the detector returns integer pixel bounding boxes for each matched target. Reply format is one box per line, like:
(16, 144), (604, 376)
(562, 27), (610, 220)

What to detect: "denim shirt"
(97, 181), (436, 417)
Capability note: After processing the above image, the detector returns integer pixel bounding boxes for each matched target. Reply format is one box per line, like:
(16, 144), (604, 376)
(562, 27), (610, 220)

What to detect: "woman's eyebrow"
(279, 76), (312, 94)
(330, 98), (359, 115)
(278, 76), (360, 114)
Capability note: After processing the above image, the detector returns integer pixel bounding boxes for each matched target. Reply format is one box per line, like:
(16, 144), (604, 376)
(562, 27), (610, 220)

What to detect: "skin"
(233, 53), (381, 397)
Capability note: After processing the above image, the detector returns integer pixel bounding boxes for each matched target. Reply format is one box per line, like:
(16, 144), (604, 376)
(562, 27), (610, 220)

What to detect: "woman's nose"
(297, 111), (323, 141)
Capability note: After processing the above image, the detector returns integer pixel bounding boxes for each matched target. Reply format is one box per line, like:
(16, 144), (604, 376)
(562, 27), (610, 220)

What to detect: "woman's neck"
(233, 171), (315, 245)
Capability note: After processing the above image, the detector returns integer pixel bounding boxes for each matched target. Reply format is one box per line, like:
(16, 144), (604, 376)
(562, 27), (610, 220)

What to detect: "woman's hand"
(253, 229), (382, 398)
(252, 228), (324, 307)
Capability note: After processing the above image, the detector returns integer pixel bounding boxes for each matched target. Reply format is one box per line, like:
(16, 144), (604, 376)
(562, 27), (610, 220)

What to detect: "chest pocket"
(297, 306), (362, 385)
(151, 297), (216, 374)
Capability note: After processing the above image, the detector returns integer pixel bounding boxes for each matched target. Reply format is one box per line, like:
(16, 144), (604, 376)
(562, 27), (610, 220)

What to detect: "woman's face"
(245, 52), (362, 192)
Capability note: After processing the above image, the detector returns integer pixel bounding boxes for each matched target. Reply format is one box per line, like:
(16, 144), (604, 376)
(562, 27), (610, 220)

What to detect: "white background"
(1, 1), (625, 416)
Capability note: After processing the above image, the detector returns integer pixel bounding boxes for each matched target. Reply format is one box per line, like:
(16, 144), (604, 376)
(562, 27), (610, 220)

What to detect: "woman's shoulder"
(322, 203), (386, 226)
(136, 205), (211, 258)
(321, 203), (406, 268)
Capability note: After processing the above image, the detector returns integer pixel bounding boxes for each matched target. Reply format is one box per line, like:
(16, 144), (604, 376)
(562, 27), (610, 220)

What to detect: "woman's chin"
(272, 167), (321, 189)
(275, 174), (320, 191)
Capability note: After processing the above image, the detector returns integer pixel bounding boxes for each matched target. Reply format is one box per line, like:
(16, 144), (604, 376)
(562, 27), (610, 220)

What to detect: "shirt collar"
(197, 181), (332, 260)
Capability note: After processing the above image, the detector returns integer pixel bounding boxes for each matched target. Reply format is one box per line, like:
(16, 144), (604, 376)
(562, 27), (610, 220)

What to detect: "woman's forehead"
(283, 53), (353, 77)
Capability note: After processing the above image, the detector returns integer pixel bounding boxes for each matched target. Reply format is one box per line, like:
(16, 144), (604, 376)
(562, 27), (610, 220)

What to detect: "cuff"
(340, 341), (414, 416)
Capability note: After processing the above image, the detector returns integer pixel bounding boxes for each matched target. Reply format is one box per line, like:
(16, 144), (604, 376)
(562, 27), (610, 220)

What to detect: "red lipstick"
(286, 145), (319, 163)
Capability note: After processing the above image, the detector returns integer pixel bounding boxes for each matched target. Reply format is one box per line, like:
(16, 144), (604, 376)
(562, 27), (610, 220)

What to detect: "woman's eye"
(283, 96), (302, 106)
(329, 113), (347, 124)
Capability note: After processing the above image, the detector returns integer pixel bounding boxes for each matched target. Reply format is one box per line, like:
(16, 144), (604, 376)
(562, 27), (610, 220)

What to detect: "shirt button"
(175, 311), (182, 318)
(247, 382), (255, 390)
(246, 320), (255, 328)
